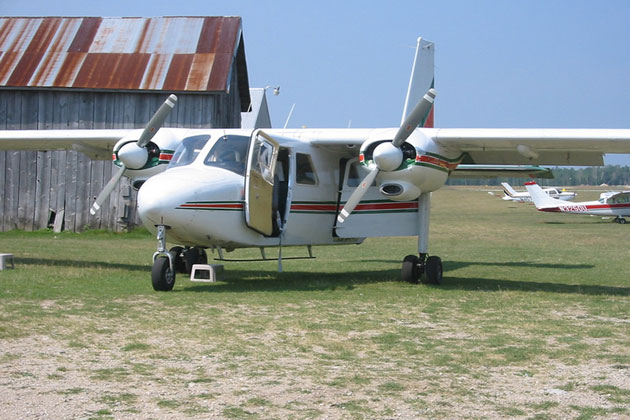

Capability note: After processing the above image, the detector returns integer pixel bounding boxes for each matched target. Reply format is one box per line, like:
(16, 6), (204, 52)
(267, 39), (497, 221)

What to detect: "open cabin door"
(245, 130), (280, 236)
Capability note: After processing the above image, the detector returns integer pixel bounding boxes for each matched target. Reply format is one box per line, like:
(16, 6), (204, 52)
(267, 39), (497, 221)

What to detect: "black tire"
(198, 248), (208, 264)
(183, 247), (208, 274)
(425, 256), (443, 285)
(617, 218), (626, 224)
(169, 246), (186, 273)
(402, 255), (420, 284)
(152, 256), (176, 291)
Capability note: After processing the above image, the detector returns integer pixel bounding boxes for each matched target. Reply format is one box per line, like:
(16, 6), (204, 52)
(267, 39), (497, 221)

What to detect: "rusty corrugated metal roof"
(0, 16), (246, 93)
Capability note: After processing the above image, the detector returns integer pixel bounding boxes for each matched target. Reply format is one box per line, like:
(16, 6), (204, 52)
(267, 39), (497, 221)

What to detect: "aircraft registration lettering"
(560, 204), (588, 213)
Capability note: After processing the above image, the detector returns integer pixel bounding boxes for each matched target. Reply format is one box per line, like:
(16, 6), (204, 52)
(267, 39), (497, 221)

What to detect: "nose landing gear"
(151, 225), (208, 291)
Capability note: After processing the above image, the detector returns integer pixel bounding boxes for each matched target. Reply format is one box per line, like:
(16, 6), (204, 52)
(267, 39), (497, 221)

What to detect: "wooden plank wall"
(1, 84), (242, 232)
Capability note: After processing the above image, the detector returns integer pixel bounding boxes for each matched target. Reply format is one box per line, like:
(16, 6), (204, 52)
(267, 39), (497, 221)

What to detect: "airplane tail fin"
(402, 38), (435, 128)
(501, 182), (518, 197)
(524, 181), (562, 209)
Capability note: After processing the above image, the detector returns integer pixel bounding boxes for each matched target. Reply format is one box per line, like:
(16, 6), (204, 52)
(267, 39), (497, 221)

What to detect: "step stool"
(0, 254), (15, 270)
(190, 264), (224, 282)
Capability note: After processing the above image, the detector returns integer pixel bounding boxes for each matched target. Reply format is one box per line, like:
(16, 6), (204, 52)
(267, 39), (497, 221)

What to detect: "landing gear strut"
(152, 225), (175, 291)
(401, 192), (443, 286)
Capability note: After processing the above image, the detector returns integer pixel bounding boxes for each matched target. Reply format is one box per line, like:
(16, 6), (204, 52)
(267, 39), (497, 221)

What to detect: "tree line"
(447, 165), (630, 186)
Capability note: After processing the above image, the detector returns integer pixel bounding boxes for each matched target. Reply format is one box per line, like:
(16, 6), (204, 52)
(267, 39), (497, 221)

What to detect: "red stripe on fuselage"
(541, 203), (630, 213)
(179, 203), (243, 209)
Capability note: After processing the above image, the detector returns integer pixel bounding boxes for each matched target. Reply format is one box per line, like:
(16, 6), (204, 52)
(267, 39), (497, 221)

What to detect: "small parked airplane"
(500, 182), (576, 202)
(525, 182), (630, 224)
(3, 37), (630, 291)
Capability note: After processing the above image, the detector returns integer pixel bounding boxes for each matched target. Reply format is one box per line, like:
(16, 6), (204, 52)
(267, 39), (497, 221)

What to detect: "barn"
(0, 16), (253, 232)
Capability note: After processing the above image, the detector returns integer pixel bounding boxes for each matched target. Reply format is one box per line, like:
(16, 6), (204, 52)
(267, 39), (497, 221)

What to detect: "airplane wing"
(432, 128), (630, 166)
(0, 129), (131, 160)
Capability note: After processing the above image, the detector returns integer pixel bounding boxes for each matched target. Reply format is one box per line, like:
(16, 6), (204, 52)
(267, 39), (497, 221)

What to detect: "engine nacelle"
(112, 128), (184, 188)
(379, 181), (422, 201)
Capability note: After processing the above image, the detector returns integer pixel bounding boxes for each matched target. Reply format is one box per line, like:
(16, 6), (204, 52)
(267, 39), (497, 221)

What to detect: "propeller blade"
(337, 167), (380, 224)
(137, 94), (177, 148)
(90, 164), (126, 215)
(392, 88), (436, 148)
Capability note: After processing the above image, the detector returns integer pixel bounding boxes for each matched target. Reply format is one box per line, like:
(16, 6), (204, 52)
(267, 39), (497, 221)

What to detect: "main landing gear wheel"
(169, 246), (186, 273)
(152, 255), (176, 291)
(183, 247), (208, 274)
(401, 255), (443, 285)
(402, 255), (420, 284)
(614, 217), (626, 224)
(425, 256), (443, 285)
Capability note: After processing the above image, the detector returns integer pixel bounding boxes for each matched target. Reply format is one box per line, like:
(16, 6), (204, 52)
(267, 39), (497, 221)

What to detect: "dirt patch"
(2, 328), (629, 419)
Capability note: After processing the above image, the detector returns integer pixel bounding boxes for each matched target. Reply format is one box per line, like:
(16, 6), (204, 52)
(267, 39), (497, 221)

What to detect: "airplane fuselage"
(137, 127), (458, 250)
(537, 197), (630, 217)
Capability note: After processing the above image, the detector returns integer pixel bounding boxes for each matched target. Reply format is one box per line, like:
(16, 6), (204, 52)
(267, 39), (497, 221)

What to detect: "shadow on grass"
(442, 277), (630, 296)
(446, 260), (595, 270)
(181, 267), (629, 297)
(16, 257), (148, 272)
(16, 257), (628, 297)
(180, 269), (400, 294)
(360, 260), (595, 270)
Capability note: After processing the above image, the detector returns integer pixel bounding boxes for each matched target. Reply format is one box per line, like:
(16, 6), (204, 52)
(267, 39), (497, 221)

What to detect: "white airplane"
(3, 37), (630, 291)
(500, 182), (577, 202)
(525, 182), (630, 224)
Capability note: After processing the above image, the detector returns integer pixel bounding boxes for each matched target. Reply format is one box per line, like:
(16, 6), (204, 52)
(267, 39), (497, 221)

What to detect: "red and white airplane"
(525, 182), (630, 224)
(2, 37), (630, 291)
(500, 182), (576, 202)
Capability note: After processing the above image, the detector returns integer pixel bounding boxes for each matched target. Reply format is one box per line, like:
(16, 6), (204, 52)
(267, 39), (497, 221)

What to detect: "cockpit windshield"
(168, 135), (210, 169)
(204, 135), (250, 176)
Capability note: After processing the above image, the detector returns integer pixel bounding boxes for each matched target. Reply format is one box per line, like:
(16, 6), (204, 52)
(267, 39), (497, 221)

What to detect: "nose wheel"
(152, 255), (176, 291)
(401, 254), (442, 285)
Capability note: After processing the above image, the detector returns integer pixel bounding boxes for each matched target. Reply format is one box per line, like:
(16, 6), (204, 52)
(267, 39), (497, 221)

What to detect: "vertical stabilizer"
(524, 182), (561, 209)
(501, 182), (518, 197)
(401, 38), (435, 127)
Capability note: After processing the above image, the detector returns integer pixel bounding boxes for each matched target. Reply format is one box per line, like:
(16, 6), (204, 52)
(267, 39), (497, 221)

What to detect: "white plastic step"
(190, 264), (224, 282)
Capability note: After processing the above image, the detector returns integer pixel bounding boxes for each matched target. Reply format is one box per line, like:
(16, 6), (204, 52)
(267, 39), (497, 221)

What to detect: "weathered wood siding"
(1, 70), (242, 232)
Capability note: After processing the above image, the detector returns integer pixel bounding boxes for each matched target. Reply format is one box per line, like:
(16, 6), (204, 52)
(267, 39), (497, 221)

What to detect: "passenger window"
(296, 153), (318, 185)
(347, 162), (360, 187)
(346, 161), (375, 187)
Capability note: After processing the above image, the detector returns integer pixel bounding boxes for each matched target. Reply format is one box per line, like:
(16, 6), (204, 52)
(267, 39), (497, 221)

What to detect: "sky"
(2, 0), (630, 164)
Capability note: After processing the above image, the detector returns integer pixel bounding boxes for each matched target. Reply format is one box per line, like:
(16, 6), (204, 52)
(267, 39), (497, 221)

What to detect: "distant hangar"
(0, 16), (260, 232)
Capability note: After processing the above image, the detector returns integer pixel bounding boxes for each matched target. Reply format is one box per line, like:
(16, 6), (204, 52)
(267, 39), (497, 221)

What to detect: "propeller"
(90, 94), (177, 215)
(337, 88), (435, 224)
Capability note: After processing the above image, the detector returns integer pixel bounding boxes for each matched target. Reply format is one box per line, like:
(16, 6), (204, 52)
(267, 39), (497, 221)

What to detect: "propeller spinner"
(337, 88), (435, 224)
(90, 94), (178, 215)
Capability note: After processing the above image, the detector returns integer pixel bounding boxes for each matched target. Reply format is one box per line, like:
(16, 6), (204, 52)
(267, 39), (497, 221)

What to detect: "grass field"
(0, 186), (629, 419)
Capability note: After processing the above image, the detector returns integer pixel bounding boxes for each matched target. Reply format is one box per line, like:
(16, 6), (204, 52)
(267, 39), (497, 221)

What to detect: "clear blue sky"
(2, 0), (630, 164)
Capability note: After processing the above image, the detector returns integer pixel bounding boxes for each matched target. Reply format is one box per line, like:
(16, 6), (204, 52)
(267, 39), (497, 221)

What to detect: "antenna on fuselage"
(283, 103), (296, 129)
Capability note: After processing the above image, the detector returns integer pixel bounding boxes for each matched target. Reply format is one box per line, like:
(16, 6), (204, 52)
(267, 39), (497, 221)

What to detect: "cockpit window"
(168, 135), (210, 168)
(204, 135), (249, 176)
